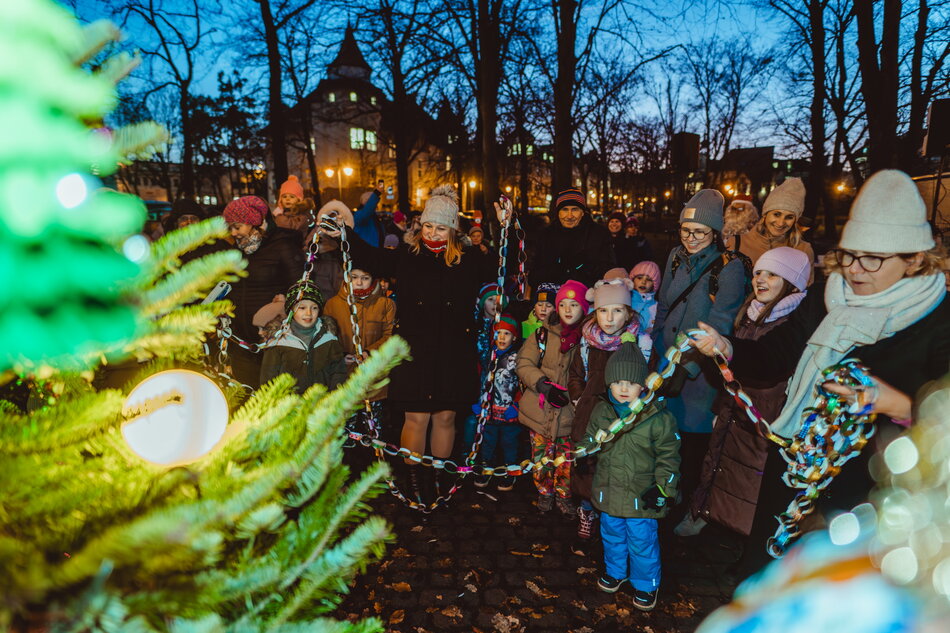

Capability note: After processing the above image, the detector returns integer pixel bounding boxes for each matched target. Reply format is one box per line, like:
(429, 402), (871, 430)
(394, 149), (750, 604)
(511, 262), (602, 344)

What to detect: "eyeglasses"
(831, 249), (904, 273)
(679, 227), (712, 240)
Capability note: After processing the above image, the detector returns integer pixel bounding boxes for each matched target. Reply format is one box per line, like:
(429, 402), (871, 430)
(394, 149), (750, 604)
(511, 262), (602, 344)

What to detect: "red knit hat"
(494, 314), (519, 337)
(223, 196), (268, 226)
(555, 279), (590, 314)
(280, 175), (304, 199)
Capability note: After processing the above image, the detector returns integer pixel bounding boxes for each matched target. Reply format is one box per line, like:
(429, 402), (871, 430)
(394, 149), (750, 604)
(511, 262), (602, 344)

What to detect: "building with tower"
(284, 27), (458, 212)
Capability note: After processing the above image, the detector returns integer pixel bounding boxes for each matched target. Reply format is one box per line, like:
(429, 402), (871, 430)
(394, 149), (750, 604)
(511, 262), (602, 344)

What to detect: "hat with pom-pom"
(421, 184), (459, 230)
(586, 277), (635, 309)
(280, 175), (304, 200)
(494, 314), (520, 337)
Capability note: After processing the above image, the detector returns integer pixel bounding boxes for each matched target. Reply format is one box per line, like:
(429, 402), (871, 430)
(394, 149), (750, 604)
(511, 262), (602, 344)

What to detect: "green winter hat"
(605, 342), (648, 386)
(285, 280), (324, 314)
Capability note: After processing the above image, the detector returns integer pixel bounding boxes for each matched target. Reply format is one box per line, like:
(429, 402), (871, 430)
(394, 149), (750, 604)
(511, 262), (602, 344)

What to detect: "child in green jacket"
(583, 343), (680, 611)
(260, 281), (347, 393)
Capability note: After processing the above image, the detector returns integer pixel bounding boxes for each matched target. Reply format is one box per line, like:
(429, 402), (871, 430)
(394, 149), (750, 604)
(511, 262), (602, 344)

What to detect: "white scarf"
(771, 272), (946, 438)
(746, 292), (806, 324)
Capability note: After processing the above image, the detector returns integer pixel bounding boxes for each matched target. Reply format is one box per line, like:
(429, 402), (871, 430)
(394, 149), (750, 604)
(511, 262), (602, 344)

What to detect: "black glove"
(641, 484), (669, 510)
(536, 379), (569, 408)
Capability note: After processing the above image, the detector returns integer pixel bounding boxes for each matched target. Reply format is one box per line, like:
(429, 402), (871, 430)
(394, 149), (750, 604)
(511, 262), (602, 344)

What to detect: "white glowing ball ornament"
(121, 370), (228, 466)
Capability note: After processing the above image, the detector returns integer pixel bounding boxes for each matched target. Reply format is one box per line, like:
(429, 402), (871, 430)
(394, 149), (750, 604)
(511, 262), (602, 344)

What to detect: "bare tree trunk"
(855, 0), (901, 172)
(258, 0), (288, 187)
(179, 90), (195, 198)
(807, 0), (830, 235)
(477, 0), (501, 215)
(552, 0), (576, 195)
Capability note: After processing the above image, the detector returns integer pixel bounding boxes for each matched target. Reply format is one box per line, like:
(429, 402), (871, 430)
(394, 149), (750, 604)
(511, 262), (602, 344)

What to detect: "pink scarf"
(746, 292), (806, 323)
(581, 317), (640, 351)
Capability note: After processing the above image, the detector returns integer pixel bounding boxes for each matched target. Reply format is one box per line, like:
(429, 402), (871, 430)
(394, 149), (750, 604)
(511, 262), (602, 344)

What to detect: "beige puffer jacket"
(516, 322), (577, 439)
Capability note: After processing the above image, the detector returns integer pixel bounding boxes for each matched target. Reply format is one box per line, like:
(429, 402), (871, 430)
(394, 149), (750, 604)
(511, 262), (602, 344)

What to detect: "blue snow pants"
(600, 513), (661, 592)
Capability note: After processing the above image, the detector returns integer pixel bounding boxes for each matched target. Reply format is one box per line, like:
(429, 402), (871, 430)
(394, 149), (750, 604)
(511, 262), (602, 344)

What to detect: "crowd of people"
(151, 169), (948, 613)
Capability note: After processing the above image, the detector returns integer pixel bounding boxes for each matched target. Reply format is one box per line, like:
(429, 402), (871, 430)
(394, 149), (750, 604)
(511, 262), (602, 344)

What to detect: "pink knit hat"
(280, 175), (304, 199)
(629, 261), (661, 291)
(586, 277), (634, 309)
(555, 280), (589, 314)
(754, 246), (811, 292)
(223, 196), (269, 226)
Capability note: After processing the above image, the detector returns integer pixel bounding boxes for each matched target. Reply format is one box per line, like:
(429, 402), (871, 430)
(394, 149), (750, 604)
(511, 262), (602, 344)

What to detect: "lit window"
(446, 157), (451, 171)
(526, 144), (534, 156)
(350, 128), (378, 151)
(370, 96), (377, 105)
(349, 92), (358, 102)
(328, 92), (336, 103)
(202, 195), (211, 204)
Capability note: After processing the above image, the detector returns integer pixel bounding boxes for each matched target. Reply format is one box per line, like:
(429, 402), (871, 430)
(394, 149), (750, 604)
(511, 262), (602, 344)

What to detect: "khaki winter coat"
(323, 284), (396, 400)
(516, 322), (577, 439)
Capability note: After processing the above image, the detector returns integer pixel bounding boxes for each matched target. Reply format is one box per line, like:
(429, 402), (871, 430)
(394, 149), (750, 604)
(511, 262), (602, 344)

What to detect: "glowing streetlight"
(325, 165), (353, 196)
(664, 190), (671, 198)
(468, 179), (477, 189)
(724, 184), (734, 194)
(836, 182), (846, 193)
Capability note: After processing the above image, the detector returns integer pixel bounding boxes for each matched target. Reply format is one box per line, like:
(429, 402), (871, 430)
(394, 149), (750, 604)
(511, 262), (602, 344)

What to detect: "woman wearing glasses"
(690, 170), (948, 577)
(654, 189), (748, 502)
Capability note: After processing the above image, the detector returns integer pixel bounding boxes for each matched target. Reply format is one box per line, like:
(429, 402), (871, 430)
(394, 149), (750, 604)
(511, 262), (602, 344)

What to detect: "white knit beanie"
(763, 178), (805, 219)
(420, 184), (459, 230)
(839, 170), (935, 253)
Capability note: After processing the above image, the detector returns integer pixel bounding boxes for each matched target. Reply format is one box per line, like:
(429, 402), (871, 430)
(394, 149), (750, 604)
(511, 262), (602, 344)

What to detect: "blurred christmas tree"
(0, 1), (407, 631)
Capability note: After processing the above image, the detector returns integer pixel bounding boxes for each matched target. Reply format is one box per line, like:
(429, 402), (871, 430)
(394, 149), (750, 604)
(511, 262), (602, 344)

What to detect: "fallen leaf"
(572, 628), (594, 633)
(525, 580), (558, 600)
(465, 583), (478, 592)
(410, 525), (423, 532)
(490, 613), (524, 633)
(391, 582), (412, 592)
(509, 550), (531, 556)
(530, 543), (549, 552)
(389, 610), (405, 625)
(570, 600), (589, 612)
(440, 605), (463, 618)
(507, 517), (521, 526)
(393, 547), (411, 558)
(576, 567), (596, 574)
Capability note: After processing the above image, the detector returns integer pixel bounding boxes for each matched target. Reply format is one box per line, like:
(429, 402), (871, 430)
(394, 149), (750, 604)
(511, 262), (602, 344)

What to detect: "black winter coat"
(729, 281), (950, 510)
(228, 225), (305, 339)
(347, 237), (499, 410)
(530, 215), (615, 288)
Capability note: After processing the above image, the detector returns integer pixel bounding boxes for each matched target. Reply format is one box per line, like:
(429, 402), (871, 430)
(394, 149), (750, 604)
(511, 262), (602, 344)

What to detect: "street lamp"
(324, 165), (353, 198)
(836, 182), (846, 193)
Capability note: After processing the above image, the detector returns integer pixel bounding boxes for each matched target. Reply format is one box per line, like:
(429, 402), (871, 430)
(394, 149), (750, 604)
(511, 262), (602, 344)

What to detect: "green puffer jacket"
(584, 398), (680, 519)
(260, 318), (347, 393)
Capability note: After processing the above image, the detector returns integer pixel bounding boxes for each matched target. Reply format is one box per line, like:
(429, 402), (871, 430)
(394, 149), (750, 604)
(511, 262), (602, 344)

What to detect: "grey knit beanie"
(420, 184), (459, 230)
(763, 178), (806, 219)
(604, 342), (648, 386)
(839, 170), (935, 253)
(680, 189), (725, 232)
